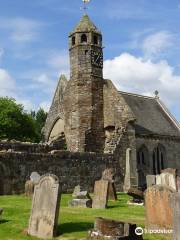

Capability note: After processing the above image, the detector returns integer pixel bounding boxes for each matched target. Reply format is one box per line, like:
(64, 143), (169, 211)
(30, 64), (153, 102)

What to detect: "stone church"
(43, 14), (180, 190)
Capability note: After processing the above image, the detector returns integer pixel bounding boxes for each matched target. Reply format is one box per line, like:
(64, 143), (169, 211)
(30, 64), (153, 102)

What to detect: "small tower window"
(81, 34), (87, 43)
(72, 36), (75, 46)
(94, 35), (98, 44)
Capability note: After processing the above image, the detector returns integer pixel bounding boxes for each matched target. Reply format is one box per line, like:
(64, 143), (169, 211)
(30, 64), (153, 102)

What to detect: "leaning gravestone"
(92, 180), (109, 209)
(145, 185), (175, 230)
(102, 168), (117, 201)
(28, 174), (61, 239)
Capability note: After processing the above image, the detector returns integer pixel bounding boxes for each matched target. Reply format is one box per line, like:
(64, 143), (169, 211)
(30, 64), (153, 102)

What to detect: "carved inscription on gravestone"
(28, 174), (61, 239)
(92, 180), (109, 209)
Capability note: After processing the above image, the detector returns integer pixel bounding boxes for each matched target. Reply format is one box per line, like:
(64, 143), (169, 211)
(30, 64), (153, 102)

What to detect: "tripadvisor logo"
(135, 227), (144, 236)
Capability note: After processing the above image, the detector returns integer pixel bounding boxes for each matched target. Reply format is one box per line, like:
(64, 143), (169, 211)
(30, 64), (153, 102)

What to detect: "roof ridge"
(156, 99), (180, 131)
(118, 90), (155, 100)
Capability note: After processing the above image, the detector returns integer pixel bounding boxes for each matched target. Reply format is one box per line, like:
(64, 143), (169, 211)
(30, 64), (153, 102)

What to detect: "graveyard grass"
(0, 193), (171, 240)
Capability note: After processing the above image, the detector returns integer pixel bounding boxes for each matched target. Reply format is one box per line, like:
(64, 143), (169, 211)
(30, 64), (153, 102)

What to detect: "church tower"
(64, 14), (105, 152)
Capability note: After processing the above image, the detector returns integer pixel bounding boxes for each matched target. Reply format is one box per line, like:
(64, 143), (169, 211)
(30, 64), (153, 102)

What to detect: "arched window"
(81, 34), (87, 43)
(137, 145), (149, 190)
(94, 35), (98, 44)
(153, 144), (166, 175)
(72, 36), (75, 46)
(137, 145), (149, 167)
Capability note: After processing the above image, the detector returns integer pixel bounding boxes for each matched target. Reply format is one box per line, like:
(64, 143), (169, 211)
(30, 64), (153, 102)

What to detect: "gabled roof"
(119, 91), (180, 137)
(70, 14), (101, 34)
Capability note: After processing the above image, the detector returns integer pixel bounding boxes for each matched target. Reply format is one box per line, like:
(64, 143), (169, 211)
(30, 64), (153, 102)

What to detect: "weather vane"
(80, 0), (90, 13)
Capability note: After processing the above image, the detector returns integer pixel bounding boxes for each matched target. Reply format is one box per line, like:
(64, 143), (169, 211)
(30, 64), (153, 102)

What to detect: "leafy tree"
(35, 108), (47, 141)
(0, 97), (38, 142)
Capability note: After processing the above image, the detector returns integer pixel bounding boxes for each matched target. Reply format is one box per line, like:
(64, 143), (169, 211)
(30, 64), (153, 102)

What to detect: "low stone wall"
(0, 141), (51, 153)
(0, 151), (123, 195)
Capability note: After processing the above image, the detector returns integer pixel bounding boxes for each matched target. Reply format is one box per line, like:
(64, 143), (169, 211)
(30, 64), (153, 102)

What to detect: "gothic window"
(81, 34), (87, 43)
(153, 144), (166, 175)
(137, 145), (149, 167)
(72, 36), (75, 46)
(94, 35), (98, 44)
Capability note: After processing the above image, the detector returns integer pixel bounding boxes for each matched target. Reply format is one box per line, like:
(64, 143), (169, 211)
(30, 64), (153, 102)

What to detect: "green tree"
(35, 108), (47, 141)
(0, 97), (38, 142)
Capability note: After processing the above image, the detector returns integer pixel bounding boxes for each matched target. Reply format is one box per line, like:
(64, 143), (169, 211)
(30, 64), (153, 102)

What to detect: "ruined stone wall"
(136, 136), (180, 173)
(113, 124), (138, 189)
(0, 150), (123, 195)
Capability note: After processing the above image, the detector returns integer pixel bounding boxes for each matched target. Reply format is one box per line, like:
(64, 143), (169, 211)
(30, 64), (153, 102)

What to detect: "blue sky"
(0, 0), (180, 121)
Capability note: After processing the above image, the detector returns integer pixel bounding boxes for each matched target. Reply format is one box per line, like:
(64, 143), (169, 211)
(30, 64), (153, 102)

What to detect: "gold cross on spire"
(81, 0), (90, 13)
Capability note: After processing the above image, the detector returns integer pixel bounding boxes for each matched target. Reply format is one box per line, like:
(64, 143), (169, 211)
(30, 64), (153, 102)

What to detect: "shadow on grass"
(0, 219), (10, 224)
(57, 222), (93, 235)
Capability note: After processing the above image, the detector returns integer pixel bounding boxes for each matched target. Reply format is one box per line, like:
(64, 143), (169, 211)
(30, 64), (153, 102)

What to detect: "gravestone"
(30, 172), (41, 184)
(156, 173), (177, 191)
(28, 174), (61, 239)
(92, 180), (109, 209)
(161, 168), (177, 176)
(176, 176), (180, 192)
(102, 168), (117, 201)
(25, 180), (34, 197)
(89, 217), (143, 239)
(146, 175), (156, 188)
(69, 190), (92, 208)
(145, 185), (175, 230)
(172, 193), (180, 240)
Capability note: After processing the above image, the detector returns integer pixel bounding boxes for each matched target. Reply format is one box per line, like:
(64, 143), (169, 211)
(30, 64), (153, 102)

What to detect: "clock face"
(91, 50), (103, 68)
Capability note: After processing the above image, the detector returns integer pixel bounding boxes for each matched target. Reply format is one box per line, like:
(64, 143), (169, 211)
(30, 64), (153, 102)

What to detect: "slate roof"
(119, 91), (180, 137)
(71, 14), (101, 34)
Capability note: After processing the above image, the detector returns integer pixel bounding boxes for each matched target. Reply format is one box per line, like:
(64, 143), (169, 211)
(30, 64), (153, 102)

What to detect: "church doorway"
(153, 144), (165, 175)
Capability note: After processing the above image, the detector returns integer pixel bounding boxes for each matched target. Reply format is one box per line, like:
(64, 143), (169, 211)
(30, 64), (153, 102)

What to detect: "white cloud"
(47, 50), (69, 76)
(142, 31), (173, 58)
(32, 73), (56, 94)
(0, 68), (16, 97)
(0, 17), (42, 42)
(104, 53), (180, 107)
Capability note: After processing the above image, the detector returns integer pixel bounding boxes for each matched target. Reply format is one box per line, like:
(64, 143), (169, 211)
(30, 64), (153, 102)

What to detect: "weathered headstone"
(28, 174), (61, 239)
(69, 190), (92, 208)
(89, 217), (143, 240)
(156, 173), (177, 191)
(92, 180), (109, 209)
(161, 168), (177, 176)
(69, 199), (92, 208)
(176, 176), (180, 192)
(146, 175), (156, 188)
(30, 172), (41, 184)
(172, 193), (180, 240)
(102, 168), (114, 182)
(145, 185), (175, 230)
(102, 168), (117, 201)
(25, 180), (34, 197)
(72, 185), (81, 198)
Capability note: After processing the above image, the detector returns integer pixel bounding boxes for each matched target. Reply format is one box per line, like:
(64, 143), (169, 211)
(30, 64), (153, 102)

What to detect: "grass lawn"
(0, 193), (172, 240)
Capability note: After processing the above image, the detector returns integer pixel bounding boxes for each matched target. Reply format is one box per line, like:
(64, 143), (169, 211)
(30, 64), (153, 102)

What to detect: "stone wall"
(0, 150), (124, 195)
